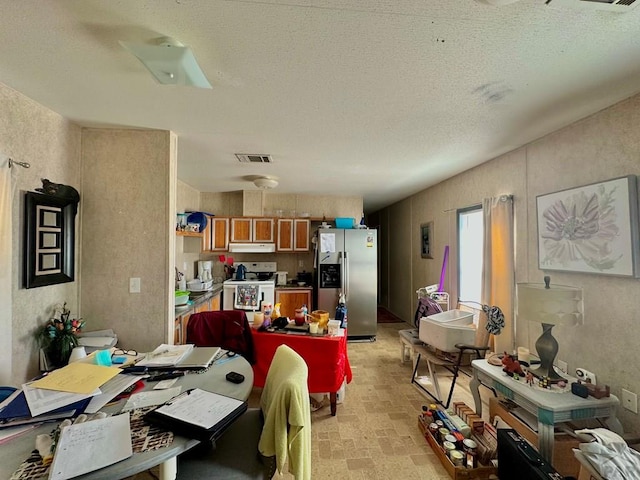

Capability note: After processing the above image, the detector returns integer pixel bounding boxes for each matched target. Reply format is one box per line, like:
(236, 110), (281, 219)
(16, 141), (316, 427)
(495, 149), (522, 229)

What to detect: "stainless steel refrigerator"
(316, 228), (377, 339)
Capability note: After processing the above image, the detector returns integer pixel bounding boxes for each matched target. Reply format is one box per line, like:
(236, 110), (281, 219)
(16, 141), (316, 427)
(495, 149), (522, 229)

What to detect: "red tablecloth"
(250, 329), (352, 393)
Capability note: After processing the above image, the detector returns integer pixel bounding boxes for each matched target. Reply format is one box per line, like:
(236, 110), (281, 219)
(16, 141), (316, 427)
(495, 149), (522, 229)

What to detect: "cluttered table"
(250, 328), (352, 416)
(0, 349), (253, 480)
(470, 359), (622, 463)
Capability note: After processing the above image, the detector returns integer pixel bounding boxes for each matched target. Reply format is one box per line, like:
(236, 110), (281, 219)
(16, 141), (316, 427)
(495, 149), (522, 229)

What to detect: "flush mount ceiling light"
(120, 37), (212, 88)
(253, 176), (279, 189)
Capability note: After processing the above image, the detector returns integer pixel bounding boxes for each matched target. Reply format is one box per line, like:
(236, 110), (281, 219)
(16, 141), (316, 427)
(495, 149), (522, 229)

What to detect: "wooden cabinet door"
(253, 218), (274, 242)
(275, 289), (312, 319)
(277, 218), (294, 251)
(210, 217), (229, 251)
(210, 293), (221, 311)
(293, 219), (310, 251)
(230, 218), (252, 242)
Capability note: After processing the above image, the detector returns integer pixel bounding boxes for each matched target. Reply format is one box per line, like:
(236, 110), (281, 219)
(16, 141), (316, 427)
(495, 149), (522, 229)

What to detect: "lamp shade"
(253, 176), (278, 189)
(516, 282), (583, 327)
(120, 37), (212, 89)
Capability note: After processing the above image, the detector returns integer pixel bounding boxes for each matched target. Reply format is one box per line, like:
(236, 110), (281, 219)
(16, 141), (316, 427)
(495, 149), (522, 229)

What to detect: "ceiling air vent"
(235, 154), (273, 163)
(546, 0), (639, 12)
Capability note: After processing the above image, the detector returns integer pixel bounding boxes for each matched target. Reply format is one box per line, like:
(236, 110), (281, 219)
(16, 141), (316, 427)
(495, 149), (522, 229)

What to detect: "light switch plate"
(129, 277), (141, 293)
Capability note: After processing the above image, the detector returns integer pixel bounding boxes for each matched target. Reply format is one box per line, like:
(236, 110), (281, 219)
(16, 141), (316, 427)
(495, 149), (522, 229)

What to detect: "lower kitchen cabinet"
(275, 288), (312, 319)
(174, 291), (221, 344)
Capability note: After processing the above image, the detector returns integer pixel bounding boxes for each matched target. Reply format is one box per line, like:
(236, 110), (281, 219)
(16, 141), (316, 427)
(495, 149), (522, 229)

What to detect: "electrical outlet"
(576, 368), (597, 386)
(557, 360), (568, 374)
(129, 277), (141, 293)
(622, 389), (638, 414)
(298, 260), (304, 268)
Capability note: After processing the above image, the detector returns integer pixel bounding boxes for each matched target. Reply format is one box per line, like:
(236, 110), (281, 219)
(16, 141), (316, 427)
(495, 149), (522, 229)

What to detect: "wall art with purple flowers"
(536, 175), (640, 277)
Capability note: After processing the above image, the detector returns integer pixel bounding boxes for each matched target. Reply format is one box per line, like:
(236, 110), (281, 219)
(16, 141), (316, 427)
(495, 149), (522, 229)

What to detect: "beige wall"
(80, 129), (175, 353)
(374, 93), (640, 432)
(1, 82), (82, 384)
(176, 180), (202, 281)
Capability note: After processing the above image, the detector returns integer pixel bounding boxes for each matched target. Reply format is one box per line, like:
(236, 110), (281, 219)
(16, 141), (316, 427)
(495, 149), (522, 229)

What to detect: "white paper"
(122, 386), (182, 411)
(154, 388), (244, 429)
(320, 233), (336, 253)
(48, 413), (132, 480)
(137, 344), (194, 367)
(153, 378), (179, 390)
(22, 382), (99, 417)
(84, 374), (141, 414)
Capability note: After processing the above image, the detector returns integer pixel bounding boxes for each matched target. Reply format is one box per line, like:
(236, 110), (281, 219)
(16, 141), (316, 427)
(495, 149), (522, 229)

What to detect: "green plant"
(37, 302), (85, 368)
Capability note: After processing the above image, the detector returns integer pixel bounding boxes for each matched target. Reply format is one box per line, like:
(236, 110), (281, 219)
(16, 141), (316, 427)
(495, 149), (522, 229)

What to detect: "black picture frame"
(421, 222), (433, 259)
(24, 191), (77, 288)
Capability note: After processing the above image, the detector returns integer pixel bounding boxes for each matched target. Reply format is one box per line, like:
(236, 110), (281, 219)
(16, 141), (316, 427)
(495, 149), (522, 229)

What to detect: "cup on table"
(517, 347), (530, 367)
(309, 322), (319, 334)
(253, 311), (265, 328)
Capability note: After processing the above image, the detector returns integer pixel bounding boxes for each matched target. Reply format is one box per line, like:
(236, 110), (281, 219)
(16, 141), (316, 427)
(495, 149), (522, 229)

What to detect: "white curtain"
(481, 195), (514, 354)
(0, 155), (14, 384)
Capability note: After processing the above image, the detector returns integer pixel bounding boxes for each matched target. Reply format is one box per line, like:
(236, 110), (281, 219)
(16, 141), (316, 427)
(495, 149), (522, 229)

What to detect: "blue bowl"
(186, 212), (208, 232)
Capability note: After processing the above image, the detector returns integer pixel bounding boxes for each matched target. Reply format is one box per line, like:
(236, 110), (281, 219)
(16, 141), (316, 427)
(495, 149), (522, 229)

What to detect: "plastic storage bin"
(419, 309), (475, 352)
(335, 217), (354, 229)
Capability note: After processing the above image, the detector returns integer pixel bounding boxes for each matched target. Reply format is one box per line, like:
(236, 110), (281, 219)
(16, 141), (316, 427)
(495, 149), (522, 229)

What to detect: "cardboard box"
(418, 416), (498, 480)
(489, 396), (580, 478)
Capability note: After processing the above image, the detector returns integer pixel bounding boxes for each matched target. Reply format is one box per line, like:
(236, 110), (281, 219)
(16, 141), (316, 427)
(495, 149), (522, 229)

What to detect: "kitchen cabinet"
(229, 217), (274, 243)
(276, 218), (310, 252)
(203, 216), (229, 252)
(174, 290), (222, 344)
(275, 288), (312, 319)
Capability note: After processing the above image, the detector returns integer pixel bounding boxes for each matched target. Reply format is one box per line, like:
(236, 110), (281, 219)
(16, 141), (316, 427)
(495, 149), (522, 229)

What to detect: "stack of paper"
(0, 363), (122, 428)
(137, 344), (195, 368)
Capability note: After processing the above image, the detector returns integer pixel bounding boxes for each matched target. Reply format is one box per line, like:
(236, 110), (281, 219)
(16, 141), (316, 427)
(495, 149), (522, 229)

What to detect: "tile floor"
(127, 322), (493, 479)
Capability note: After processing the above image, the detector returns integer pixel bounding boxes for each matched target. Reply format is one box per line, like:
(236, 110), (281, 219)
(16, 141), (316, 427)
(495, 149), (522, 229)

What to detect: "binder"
(145, 388), (248, 441)
(0, 390), (89, 428)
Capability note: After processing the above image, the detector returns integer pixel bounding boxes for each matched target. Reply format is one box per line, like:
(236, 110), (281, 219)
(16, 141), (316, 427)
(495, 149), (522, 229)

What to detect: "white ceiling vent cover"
(235, 154), (273, 163)
(546, 0), (639, 12)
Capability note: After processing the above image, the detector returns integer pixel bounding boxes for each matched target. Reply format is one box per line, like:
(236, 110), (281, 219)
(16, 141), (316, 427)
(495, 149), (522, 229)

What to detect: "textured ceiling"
(2, 0), (640, 212)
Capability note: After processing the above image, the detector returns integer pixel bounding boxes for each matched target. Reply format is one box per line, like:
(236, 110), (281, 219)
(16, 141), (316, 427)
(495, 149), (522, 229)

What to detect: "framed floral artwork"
(537, 175), (639, 277)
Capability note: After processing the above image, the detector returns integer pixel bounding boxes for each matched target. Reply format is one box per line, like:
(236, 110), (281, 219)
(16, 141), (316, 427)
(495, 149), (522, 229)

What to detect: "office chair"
(176, 344), (312, 480)
(186, 310), (255, 364)
(411, 304), (500, 408)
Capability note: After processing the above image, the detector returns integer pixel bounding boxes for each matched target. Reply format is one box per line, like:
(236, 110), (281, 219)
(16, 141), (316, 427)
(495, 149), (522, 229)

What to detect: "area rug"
(377, 306), (404, 323)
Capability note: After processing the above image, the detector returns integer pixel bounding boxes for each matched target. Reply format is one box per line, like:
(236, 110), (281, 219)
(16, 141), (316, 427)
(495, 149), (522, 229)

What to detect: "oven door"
(231, 283), (264, 310)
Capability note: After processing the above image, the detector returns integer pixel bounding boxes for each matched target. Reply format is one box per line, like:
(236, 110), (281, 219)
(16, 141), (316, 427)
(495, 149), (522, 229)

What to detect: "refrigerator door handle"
(344, 251), (349, 300)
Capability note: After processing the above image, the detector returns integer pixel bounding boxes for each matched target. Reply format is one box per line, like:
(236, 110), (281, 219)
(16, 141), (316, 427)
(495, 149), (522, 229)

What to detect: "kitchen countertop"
(175, 283), (223, 316)
(275, 285), (313, 289)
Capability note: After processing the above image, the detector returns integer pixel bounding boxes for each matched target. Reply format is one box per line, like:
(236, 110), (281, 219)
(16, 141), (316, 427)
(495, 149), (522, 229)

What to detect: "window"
(458, 206), (483, 305)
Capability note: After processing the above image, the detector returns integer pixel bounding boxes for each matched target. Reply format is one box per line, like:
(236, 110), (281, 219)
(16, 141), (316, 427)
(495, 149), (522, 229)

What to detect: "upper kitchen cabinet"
(277, 218), (310, 252)
(203, 216), (229, 252)
(229, 217), (275, 243)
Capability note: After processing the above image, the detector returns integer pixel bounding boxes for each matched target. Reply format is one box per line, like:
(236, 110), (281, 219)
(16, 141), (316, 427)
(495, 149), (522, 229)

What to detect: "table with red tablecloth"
(250, 329), (353, 415)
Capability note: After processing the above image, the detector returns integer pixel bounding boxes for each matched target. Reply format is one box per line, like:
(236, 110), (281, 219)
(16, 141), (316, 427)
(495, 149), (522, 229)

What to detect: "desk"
(0, 354), (253, 480)
(251, 329), (352, 416)
(470, 359), (622, 463)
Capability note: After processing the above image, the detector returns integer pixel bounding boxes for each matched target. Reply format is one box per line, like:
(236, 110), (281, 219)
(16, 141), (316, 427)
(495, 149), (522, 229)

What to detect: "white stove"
(223, 262), (276, 313)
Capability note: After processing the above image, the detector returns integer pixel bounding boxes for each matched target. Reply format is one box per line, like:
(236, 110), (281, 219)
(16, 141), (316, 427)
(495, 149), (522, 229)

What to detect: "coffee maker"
(198, 261), (213, 282)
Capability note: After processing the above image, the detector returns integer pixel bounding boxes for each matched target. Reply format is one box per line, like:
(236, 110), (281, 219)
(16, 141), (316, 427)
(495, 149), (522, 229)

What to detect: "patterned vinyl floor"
(127, 322), (493, 480)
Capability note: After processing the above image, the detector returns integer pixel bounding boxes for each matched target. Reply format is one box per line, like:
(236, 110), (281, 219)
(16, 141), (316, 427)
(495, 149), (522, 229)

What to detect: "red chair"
(186, 310), (255, 364)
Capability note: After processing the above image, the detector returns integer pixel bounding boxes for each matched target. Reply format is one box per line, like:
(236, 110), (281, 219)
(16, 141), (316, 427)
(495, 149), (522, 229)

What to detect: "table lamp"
(516, 276), (583, 383)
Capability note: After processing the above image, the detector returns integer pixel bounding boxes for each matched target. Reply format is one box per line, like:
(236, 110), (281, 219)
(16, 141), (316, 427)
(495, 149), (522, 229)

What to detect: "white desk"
(0, 354), (254, 480)
(470, 359), (622, 463)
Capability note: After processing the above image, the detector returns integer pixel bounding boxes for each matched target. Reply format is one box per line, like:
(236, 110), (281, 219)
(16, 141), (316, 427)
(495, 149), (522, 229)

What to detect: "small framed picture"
(421, 222), (433, 259)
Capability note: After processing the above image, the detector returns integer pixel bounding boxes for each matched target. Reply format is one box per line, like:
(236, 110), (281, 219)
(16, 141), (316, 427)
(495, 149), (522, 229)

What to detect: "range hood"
(228, 243), (276, 253)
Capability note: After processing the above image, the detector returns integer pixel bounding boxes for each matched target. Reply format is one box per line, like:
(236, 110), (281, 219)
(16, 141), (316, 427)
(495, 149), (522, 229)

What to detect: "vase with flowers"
(37, 302), (85, 368)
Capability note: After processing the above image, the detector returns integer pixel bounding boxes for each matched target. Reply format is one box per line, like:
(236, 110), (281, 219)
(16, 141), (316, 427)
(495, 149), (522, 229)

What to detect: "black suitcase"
(497, 428), (566, 480)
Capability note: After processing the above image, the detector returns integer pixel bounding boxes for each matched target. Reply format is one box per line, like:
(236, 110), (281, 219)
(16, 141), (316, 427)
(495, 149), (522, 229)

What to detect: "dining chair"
(176, 344), (312, 480)
(186, 310), (255, 364)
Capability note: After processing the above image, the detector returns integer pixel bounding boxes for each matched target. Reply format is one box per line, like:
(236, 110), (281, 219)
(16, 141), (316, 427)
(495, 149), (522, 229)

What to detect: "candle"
(309, 322), (319, 334)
